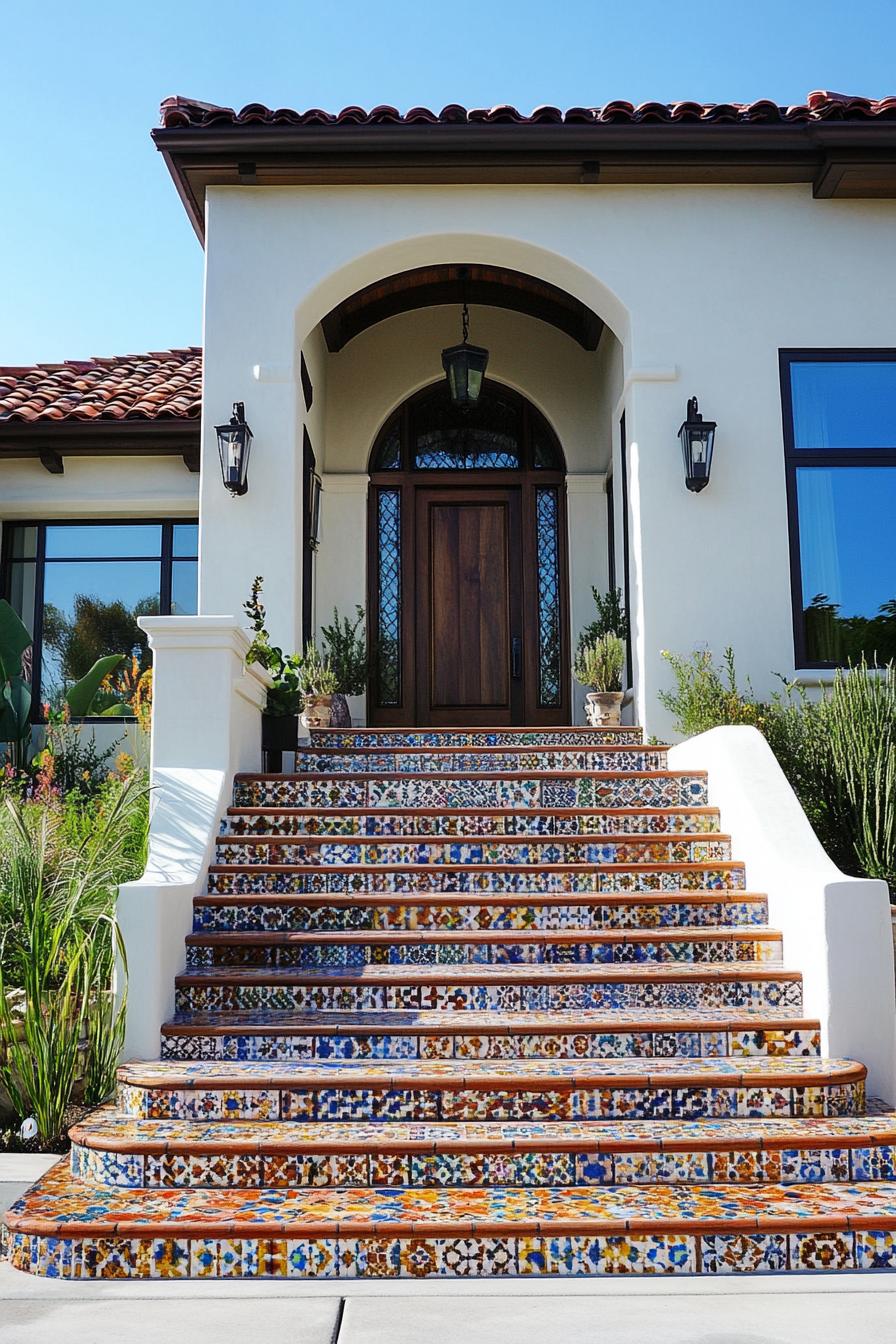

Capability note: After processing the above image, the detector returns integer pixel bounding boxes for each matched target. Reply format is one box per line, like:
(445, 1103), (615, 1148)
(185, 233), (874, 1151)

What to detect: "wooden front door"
(416, 487), (523, 726)
(367, 379), (570, 727)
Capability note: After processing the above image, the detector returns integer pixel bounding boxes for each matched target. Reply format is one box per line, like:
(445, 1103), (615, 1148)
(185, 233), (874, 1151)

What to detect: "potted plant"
(320, 605), (367, 728)
(573, 633), (626, 725)
(298, 642), (338, 730)
(243, 578), (302, 754)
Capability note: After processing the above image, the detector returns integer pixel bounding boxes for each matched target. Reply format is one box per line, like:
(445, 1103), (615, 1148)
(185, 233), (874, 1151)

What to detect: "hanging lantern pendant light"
(441, 268), (489, 408)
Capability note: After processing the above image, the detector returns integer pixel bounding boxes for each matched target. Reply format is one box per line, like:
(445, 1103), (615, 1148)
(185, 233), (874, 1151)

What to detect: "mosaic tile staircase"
(6, 724), (896, 1279)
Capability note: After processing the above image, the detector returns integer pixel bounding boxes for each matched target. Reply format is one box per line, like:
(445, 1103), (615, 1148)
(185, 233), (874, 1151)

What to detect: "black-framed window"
(781, 351), (896, 667)
(1, 519), (198, 718)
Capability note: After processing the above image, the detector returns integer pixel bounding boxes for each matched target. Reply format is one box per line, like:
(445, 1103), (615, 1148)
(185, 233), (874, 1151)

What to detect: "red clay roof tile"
(0, 348), (201, 425)
(158, 91), (896, 130)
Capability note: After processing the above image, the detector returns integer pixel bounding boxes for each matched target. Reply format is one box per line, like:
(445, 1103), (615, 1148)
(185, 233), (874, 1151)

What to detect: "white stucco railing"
(669, 725), (896, 1104)
(117, 616), (270, 1060)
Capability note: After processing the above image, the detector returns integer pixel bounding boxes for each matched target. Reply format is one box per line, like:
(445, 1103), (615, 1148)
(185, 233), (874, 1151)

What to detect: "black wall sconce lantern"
(441, 267), (489, 408)
(678, 396), (716, 493)
(215, 401), (253, 496)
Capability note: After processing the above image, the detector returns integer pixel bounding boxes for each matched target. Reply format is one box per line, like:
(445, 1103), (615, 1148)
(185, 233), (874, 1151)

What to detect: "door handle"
(511, 636), (522, 681)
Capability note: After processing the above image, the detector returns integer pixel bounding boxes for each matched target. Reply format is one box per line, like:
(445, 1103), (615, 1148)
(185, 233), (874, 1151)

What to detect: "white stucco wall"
(0, 456), (198, 520)
(191, 182), (896, 735)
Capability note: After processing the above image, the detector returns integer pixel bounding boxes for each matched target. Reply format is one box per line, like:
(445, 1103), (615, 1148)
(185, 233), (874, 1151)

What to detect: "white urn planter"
(585, 690), (624, 726)
(300, 694), (333, 730)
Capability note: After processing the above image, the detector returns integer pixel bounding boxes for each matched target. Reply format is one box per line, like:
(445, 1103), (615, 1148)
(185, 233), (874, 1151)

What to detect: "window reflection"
(796, 466), (896, 663)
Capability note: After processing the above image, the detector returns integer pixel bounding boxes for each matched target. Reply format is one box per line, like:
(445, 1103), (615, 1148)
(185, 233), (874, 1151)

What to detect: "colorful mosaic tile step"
(7, 724), (892, 1279)
(9, 1163), (896, 1279)
(206, 863), (746, 896)
(192, 894), (770, 934)
(291, 748), (670, 775)
(116, 1056), (866, 1123)
(182, 928), (782, 969)
(174, 962), (805, 1014)
(214, 836), (733, 866)
(223, 807), (721, 838)
(231, 774), (710, 810)
(68, 1108), (896, 1190)
(308, 728), (647, 749)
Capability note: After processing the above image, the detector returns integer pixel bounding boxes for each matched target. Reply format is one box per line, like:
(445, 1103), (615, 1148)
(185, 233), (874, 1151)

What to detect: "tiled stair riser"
(232, 776), (709, 810)
(292, 750), (669, 775)
(214, 838), (732, 865)
(117, 1083), (865, 1123)
(174, 976), (805, 1013)
(223, 809), (720, 838)
(309, 729), (647, 748)
(10, 1226), (896, 1278)
(159, 1027), (817, 1062)
(205, 866), (745, 895)
(191, 897), (770, 934)
(182, 935), (782, 968)
(71, 1139), (892, 1190)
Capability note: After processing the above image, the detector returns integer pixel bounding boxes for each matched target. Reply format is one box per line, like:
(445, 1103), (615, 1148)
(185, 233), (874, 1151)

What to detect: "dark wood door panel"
(429, 500), (510, 710)
(415, 487), (523, 726)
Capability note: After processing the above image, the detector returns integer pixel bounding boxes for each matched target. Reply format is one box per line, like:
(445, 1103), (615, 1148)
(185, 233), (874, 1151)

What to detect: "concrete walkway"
(4, 1162), (896, 1343)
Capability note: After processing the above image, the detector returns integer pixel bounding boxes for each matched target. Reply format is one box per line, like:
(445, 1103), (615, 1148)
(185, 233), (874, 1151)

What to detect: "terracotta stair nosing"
(193, 889), (767, 909)
(174, 962), (802, 986)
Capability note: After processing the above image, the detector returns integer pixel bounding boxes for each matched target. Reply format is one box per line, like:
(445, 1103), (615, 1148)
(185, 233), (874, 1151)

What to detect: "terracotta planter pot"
(585, 690), (624, 726)
(301, 694), (334, 730)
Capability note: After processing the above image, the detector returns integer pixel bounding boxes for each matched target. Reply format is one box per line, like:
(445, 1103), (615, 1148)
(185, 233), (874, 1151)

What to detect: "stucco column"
(117, 616), (270, 1059)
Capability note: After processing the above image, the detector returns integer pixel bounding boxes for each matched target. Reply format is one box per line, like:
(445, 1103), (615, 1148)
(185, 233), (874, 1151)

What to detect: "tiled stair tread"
(175, 962), (797, 984)
(299, 743), (666, 755)
(309, 727), (645, 742)
(9, 1161), (896, 1235)
(120, 1057), (865, 1088)
(162, 1007), (816, 1034)
(224, 806), (720, 818)
(69, 1108), (896, 1154)
(209, 860), (741, 872)
(185, 927), (778, 946)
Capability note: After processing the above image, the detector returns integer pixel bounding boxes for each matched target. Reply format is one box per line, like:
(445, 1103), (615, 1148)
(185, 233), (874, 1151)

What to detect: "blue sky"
(2, 0), (894, 364)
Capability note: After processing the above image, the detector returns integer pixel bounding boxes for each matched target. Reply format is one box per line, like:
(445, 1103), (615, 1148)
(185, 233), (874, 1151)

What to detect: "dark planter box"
(262, 714), (299, 754)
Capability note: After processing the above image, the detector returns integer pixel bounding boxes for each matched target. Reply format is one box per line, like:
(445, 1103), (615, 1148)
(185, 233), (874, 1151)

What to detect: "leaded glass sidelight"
(375, 488), (402, 705)
(535, 487), (562, 707)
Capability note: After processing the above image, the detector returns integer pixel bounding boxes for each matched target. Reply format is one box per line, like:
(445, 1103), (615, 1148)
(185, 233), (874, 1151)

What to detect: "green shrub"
(575, 586), (628, 660)
(659, 647), (896, 896)
(320, 606), (367, 696)
(0, 772), (148, 1143)
(573, 634), (625, 692)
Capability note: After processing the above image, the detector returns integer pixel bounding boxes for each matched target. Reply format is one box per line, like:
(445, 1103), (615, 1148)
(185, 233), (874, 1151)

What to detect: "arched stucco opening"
(296, 241), (629, 727)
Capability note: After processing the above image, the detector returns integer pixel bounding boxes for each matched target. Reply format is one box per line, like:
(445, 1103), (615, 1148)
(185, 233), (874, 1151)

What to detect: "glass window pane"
(45, 523), (163, 559)
(533, 426), (562, 469)
(790, 361), (896, 449)
(535, 487), (562, 706)
(376, 489), (401, 706)
(373, 419), (401, 470)
(6, 562), (38, 639)
(171, 559), (198, 614)
(40, 561), (159, 711)
(796, 466), (896, 663)
(7, 525), (37, 559)
(413, 382), (521, 469)
(173, 523), (199, 557)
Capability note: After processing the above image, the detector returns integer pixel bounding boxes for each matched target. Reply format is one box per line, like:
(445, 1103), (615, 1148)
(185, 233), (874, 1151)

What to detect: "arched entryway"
(367, 378), (570, 727)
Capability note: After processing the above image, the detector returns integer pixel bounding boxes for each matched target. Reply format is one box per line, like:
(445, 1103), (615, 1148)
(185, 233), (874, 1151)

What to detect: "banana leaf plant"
(0, 598), (126, 769)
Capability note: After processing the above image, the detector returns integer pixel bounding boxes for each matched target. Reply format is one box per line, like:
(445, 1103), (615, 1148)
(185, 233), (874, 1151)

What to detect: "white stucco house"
(3, 90), (896, 739)
(4, 92), (896, 1281)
